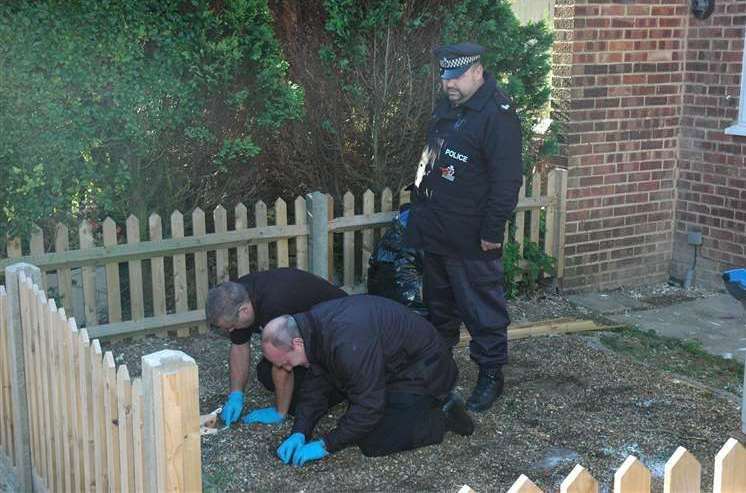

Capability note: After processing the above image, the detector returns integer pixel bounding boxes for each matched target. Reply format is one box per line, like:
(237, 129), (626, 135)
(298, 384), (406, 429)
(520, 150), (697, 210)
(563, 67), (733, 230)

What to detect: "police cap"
(433, 42), (485, 80)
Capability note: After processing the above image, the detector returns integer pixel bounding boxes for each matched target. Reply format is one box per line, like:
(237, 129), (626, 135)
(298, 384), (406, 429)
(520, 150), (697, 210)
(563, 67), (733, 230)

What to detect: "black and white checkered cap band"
(439, 55), (480, 69)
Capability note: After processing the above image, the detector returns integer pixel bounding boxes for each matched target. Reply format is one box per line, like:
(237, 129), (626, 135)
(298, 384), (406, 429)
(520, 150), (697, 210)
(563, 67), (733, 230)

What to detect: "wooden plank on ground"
(458, 318), (603, 347)
(103, 218), (122, 323)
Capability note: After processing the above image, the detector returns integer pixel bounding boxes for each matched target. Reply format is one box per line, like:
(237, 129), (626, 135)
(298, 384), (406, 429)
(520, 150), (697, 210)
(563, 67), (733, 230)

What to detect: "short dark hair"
(205, 281), (249, 327)
(262, 315), (300, 350)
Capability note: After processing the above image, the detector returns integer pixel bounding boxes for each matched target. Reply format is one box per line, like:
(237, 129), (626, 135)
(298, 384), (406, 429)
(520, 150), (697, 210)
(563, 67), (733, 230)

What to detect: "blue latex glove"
(241, 406), (285, 425)
(292, 440), (328, 466)
(277, 432), (305, 464)
(220, 391), (244, 426)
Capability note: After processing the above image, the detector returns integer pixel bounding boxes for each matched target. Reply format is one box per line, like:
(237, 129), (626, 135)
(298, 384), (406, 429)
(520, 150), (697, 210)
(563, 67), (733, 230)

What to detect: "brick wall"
(553, 0), (687, 292)
(673, 0), (746, 289)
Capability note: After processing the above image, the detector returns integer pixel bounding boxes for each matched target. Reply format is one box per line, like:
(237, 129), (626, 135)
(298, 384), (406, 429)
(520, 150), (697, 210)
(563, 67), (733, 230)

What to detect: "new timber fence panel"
(295, 196), (309, 271)
(664, 446), (700, 493)
(103, 218), (122, 324)
(276, 198), (290, 268)
(560, 464), (598, 493)
(0, 175), (566, 339)
(460, 440), (745, 493)
(127, 215), (145, 322)
(171, 210), (189, 337)
(714, 438), (746, 493)
(235, 203), (251, 277)
(0, 285), (12, 465)
(214, 205), (229, 285)
(0, 269), (202, 492)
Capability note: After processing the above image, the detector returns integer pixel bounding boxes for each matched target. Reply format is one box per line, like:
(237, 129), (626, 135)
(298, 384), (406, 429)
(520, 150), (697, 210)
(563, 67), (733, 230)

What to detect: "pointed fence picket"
(459, 439), (746, 493)
(0, 270), (201, 492)
(0, 170), (566, 339)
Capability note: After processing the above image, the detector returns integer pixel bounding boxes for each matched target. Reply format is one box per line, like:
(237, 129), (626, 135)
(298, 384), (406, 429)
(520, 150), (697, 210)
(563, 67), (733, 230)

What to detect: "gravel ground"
(102, 283), (744, 492)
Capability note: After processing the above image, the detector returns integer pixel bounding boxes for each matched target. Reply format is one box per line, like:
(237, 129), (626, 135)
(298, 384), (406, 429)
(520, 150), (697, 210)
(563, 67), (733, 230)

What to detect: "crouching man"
(262, 295), (474, 466)
(206, 268), (347, 426)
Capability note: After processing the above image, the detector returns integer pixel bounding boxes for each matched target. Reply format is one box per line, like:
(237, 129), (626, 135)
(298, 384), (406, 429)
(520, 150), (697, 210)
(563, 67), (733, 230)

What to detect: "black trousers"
(423, 252), (510, 368)
(256, 358), (345, 414)
(357, 392), (446, 457)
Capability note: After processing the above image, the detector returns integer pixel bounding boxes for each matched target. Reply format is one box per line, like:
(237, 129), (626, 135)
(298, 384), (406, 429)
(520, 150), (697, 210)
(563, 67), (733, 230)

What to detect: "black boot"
(441, 392), (474, 436)
(466, 366), (504, 412)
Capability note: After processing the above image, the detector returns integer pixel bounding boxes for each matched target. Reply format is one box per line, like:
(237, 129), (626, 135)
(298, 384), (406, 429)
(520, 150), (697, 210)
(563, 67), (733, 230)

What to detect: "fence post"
(548, 168), (568, 283)
(141, 350), (201, 493)
(4, 262), (41, 492)
(307, 191), (329, 280)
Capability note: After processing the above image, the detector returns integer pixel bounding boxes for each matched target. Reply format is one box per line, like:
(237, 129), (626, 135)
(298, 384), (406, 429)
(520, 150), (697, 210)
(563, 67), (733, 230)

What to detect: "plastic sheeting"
(367, 205), (428, 317)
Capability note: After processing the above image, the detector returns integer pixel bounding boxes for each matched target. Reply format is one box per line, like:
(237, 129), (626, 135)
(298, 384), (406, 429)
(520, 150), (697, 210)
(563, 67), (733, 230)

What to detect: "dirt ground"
(104, 284), (745, 492)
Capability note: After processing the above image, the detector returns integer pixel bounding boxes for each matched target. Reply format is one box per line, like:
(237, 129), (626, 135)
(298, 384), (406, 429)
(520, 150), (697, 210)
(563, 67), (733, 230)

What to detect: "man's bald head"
(262, 315), (308, 371)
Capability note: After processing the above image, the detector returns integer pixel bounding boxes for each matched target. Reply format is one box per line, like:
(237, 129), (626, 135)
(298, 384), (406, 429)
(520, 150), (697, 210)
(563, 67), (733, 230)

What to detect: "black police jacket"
(290, 295), (457, 453)
(405, 73), (523, 259)
(228, 268), (347, 345)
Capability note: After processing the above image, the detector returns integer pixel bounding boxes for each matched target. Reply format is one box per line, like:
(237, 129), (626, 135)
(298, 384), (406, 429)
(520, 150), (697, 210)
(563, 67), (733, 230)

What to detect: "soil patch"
(104, 285), (744, 492)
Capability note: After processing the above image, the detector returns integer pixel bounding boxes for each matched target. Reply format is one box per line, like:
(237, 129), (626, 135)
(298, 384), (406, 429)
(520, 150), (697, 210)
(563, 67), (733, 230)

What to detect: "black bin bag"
(367, 205), (428, 318)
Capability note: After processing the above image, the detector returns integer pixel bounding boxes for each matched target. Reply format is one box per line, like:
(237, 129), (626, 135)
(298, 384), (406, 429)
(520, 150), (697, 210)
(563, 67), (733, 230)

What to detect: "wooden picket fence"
(0, 265), (201, 492)
(0, 169), (567, 340)
(460, 438), (746, 493)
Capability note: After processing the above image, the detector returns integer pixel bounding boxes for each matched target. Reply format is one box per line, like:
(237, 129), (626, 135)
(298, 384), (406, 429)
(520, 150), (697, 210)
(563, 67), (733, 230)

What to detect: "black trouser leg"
(423, 253), (463, 349)
(424, 254), (510, 367)
(256, 358), (344, 415)
(450, 257), (510, 367)
(357, 392), (446, 457)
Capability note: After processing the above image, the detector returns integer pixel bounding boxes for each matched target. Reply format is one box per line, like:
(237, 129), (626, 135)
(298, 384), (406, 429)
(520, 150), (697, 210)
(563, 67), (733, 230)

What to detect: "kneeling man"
(262, 295), (474, 466)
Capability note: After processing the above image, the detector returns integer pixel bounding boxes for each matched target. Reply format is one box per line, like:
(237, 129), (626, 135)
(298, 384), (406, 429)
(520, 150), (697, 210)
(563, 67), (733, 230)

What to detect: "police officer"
(405, 42), (523, 412)
(206, 268), (347, 426)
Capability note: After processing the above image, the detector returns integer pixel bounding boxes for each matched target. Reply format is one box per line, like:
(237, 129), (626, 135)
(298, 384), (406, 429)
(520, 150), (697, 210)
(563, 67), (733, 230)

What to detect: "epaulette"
(494, 88), (514, 113)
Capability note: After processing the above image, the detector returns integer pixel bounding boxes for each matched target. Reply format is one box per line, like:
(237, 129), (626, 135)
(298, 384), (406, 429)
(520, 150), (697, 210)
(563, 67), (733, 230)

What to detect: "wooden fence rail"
(0, 265), (201, 492)
(0, 170), (567, 339)
(459, 438), (746, 493)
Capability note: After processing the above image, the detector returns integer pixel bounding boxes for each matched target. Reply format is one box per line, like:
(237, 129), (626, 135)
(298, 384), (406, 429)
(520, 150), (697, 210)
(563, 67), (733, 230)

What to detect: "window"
(725, 33), (746, 136)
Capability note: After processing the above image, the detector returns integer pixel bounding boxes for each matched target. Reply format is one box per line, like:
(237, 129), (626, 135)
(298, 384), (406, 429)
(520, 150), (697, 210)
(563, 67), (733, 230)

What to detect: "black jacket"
(405, 73), (523, 258)
(229, 268), (347, 345)
(290, 295), (457, 453)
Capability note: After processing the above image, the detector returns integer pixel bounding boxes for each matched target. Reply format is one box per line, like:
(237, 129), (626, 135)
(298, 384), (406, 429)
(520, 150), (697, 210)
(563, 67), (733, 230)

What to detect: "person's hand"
(220, 391), (244, 426)
(277, 433), (305, 464)
(480, 239), (502, 252)
(292, 440), (328, 466)
(241, 406), (285, 425)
